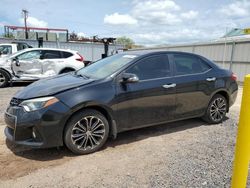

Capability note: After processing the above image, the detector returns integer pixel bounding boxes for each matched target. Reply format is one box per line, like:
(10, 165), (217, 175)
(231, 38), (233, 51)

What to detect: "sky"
(0, 0), (250, 46)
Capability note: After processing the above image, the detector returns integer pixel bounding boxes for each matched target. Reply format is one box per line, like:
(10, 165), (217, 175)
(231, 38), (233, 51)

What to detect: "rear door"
(40, 50), (64, 76)
(115, 54), (176, 131)
(171, 53), (213, 119)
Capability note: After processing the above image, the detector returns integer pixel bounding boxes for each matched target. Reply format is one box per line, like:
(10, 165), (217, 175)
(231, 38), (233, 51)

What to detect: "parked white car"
(0, 48), (85, 87)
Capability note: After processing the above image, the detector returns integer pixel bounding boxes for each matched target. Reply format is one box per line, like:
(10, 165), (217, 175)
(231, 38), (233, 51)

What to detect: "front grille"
(10, 98), (23, 106)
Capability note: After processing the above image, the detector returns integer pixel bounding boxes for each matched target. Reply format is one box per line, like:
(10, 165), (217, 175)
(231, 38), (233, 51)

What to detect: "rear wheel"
(203, 94), (228, 124)
(64, 109), (109, 155)
(0, 69), (10, 88)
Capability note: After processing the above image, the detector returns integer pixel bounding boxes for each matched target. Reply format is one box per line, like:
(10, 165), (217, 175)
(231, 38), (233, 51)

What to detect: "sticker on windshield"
(123, 55), (137, 59)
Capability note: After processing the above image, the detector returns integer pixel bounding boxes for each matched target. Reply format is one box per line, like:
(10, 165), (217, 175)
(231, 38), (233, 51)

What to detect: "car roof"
(21, 48), (77, 53)
(121, 49), (218, 69)
(0, 43), (16, 46)
(122, 50), (199, 56)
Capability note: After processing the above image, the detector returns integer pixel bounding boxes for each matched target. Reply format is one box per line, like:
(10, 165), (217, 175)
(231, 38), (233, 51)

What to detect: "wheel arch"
(63, 103), (118, 141)
(59, 67), (75, 74)
(210, 89), (230, 112)
(0, 68), (12, 78)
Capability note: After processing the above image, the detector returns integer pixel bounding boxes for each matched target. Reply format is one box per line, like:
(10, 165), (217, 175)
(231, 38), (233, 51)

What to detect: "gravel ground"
(0, 85), (247, 188)
(0, 83), (31, 124)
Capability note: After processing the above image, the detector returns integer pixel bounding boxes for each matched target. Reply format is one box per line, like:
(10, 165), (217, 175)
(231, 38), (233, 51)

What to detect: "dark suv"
(4, 51), (238, 154)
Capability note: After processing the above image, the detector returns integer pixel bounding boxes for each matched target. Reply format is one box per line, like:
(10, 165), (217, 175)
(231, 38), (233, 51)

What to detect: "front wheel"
(0, 69), (10, 88)
(203, 94), (228, 124)
(64, 110), (109, 155)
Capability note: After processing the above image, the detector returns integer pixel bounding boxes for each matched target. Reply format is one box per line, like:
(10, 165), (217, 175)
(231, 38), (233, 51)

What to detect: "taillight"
(231, 73), (237, 81)
(76, 53), (84, 62)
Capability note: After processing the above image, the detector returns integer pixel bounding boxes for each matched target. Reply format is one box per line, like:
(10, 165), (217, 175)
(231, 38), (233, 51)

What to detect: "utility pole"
(22, 9), (28, 39)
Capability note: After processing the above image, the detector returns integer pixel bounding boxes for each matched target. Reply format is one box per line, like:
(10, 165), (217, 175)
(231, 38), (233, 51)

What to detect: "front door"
(115, 54), (176, 132)
(12, 50), (42, 79)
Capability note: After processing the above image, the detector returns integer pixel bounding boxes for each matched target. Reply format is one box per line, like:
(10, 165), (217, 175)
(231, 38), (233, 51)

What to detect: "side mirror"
(121, 73), (139, 83)
(13, 58), (20, 66)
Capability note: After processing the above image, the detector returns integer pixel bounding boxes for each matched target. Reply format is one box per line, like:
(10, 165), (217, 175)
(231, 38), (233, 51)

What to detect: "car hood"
(14, 73), (95, 99)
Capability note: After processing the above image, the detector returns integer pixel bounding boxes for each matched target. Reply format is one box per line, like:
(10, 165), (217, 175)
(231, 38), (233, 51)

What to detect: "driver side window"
(17, 50), (41, 61)
(126, 54), (171, 81)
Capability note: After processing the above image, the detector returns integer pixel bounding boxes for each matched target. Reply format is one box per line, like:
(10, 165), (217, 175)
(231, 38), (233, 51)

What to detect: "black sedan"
(4, 51), (238, 154)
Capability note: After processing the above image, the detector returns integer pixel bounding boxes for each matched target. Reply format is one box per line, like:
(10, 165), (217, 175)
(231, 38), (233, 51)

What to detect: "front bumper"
(4, 101), (71, 148)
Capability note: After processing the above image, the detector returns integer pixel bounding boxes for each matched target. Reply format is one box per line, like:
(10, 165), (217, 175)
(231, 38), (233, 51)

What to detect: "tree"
(69, 31), (78, 40)
(116, 36), (135, 49)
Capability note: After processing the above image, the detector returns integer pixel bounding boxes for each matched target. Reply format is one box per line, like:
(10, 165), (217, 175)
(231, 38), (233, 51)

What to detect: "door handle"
(206, 77), (216, 82)
(162, 83), (176, 89)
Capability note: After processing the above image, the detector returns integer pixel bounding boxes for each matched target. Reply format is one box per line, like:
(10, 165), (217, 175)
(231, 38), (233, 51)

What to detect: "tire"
(64, 109), (109, 155)
(0, 69), (10, 88)
(202, 94), (228, 124)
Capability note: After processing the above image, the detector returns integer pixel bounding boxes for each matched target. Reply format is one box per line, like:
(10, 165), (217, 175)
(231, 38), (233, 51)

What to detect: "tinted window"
(17, 50), (41, 60)
(199, 59), (211, 71)
(62, 51), (73, 58)
(0, 45), (12, 55)
(42, 50), (62, 59)
(17, 43), (29, 51)
(126, 55), (170, 80)
(174, 54), (211, 75)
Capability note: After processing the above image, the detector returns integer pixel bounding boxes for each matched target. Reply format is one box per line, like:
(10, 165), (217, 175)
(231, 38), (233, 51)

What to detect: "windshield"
(76, 54), (138, 79)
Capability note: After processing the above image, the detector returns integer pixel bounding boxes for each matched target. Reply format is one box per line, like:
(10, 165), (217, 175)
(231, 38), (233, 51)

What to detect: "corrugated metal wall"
(0, 38), (124, 62)
(131, 39), (250, 82)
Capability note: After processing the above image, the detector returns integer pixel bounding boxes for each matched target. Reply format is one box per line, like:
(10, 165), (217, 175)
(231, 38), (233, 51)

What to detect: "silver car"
(0, 48), (85, 87)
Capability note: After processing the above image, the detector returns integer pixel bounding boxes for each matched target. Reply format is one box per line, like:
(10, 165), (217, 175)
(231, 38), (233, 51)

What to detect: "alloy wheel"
(210, 97), (227, 122)
(0, 72), (5, 86)
(71, 116), (105, 151)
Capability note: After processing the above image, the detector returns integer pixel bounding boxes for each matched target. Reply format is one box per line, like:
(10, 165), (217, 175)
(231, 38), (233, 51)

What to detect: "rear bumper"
(4, 101), (71, 148)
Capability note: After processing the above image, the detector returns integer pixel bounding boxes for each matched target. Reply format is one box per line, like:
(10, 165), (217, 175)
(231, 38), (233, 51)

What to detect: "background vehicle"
(4, 51), (238, 155)
(0, 48), (85, 87)
(0, 42), (32, 57)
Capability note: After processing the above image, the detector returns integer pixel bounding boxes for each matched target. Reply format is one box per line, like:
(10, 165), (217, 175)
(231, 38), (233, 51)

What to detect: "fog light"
(32, 128), (36, 139)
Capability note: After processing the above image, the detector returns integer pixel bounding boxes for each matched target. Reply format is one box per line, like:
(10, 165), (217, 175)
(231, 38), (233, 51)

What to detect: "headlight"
(20, 97), (59, 112)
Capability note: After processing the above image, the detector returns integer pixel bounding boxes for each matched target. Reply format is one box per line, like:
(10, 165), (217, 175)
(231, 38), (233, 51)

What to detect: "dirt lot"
(0, 85), (247, 187)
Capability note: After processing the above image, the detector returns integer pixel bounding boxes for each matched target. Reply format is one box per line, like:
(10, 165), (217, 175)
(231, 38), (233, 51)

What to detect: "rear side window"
(17, 43), (30, 51)
(42, 50), (62, 59)
(174, 54), (211, 76)
(199, 59), (212, 71)
(62, 51), (73, 58)
(126, 54), (171, 80)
